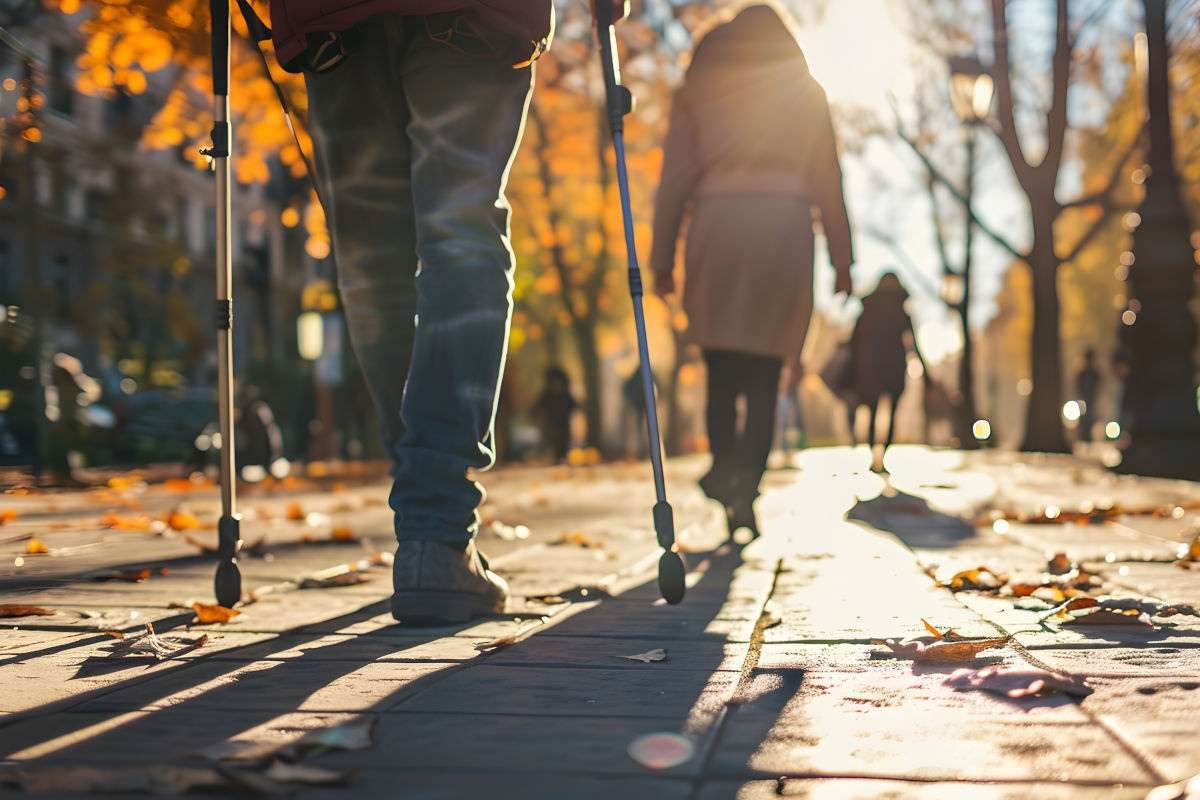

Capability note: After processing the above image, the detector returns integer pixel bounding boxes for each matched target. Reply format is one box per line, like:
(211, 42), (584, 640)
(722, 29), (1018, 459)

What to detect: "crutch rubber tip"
(658, 550), (686, 605)
(214, 560), (242, 608)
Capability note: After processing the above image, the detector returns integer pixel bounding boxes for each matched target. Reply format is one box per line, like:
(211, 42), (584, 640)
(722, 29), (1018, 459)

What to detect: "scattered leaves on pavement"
(103, 623), (207, 660)
(622, 648), (668, 663)
(946, 666), (1092, 699)
(330, 526), (356, 541)
(0, 508), (17, 524)
(24, 538), (49, 554)
(1062, 608), (1153, 626)
(192, 603), (241, 624)
(0, 604), (55, 618)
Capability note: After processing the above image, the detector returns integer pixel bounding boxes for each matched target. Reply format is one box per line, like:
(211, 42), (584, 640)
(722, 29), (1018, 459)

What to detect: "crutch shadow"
(0, 543), (769, 797)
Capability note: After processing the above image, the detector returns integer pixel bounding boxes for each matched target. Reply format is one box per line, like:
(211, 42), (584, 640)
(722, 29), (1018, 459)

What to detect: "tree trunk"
(572, 318), (605, 452)
(1021, 236), (1069, 453)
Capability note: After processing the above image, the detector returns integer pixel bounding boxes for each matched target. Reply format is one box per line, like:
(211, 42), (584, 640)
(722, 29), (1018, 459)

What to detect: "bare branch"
(989, 0), (1036, 192)
(893, 114), (1027, 261)
(1057, 203), (1125, 264)
(1059, 131), (1143, 209)
(1040, 0), (1072, 176)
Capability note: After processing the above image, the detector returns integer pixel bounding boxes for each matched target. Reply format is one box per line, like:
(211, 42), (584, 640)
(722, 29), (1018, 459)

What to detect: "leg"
(305, 25), (417, 463)
(702, 350), (739, 504)
(392, 23), (534, 544)
(847, 403), (858, 446)
(882, 393), (900, 471)
(735, 352), (783, 504)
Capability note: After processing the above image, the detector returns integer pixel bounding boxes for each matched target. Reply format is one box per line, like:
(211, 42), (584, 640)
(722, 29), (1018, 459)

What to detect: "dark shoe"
(699, 470), (736, 505)
(391, 540), (508, 624)
(725, 500), (760, 541)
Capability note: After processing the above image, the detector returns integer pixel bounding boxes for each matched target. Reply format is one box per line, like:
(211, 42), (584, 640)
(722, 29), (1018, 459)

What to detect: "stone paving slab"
(694, 779), (1149, 799)
(4, 449), (1200, 797)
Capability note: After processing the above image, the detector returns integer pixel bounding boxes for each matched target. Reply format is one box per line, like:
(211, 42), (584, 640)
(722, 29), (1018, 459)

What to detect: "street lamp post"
(1117, 0), (1200, 479)
(947, 56), (994, 449)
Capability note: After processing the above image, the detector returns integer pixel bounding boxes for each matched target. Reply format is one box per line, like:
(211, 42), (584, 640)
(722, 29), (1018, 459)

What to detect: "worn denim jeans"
(305, 15), (533, 545)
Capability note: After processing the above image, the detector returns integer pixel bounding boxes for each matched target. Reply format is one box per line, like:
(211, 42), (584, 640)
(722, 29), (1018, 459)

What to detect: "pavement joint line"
(710, 770), (1162, 788)
(688, 554), (785, 795)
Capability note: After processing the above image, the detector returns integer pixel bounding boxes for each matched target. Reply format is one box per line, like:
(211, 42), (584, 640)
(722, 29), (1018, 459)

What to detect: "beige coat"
(650, 10), (853, 360)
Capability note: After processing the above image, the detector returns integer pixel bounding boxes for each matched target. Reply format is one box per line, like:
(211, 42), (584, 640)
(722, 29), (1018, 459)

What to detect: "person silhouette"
(649, 1), (854, 538)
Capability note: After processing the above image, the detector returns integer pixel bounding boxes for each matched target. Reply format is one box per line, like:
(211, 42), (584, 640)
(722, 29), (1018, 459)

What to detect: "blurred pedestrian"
(273, 0), (628, 623)
(1074, 348), (1100, 443)
(621, 367), (647, 458)
(775, 361), (806, 462)
(534, 366), (577, 464)
(846, 272), (926, 473)
(650, 1), (854, 538)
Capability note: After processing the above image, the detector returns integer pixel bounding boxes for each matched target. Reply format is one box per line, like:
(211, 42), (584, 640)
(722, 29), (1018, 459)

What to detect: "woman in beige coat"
(651, 2), (854, 537)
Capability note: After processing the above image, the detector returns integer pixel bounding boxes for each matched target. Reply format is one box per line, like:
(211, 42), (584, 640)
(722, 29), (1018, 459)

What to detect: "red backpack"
(268, 1), (555, 71)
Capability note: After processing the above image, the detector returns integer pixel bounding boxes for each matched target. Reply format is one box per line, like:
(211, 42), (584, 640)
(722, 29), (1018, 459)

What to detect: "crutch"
(594, 3), (686, 605)
(203, 0), (243, 608)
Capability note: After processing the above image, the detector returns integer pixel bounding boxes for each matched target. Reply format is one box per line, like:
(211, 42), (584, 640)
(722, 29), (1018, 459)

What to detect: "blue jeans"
(305, 15), (533, 545)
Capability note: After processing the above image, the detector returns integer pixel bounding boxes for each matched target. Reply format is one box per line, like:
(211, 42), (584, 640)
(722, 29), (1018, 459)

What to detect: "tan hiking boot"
(391, 540), (508, 624)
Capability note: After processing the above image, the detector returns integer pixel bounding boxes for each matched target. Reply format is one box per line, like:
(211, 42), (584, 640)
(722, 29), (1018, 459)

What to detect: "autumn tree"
(901, 0), (1141, 453)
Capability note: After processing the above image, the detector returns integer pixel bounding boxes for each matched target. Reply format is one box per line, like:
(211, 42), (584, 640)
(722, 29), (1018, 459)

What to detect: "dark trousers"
(305, 15), (533, 545)
(702, 349), (783, 507)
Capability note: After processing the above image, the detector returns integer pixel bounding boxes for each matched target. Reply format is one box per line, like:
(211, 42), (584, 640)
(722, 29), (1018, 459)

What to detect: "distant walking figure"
(650, 2), (854, 538)
(534, 367), (577, 464)
(1074, 348), (1101, 443)
(847, 272), (926, 473)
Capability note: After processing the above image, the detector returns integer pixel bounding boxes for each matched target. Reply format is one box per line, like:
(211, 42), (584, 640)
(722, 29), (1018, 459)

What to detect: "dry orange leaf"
(554, 531), (600, 548)
(286, 502), (306, 521)
(25, 538), (49, 555)
(877, 635), (1010, 663)
(192, 602), (241, 624)
(0, 604), (55, 618)
(0, 508), (17, 524)
(166, 510), (201, 531)
(947, 566), (1007, 591)
(1047, 552), (1074, 575)
(330, 527), (356, 541)
(1180, 534), (1200, 563)
(1062, 608), (1152, 627)
(101, 513), (154, 531)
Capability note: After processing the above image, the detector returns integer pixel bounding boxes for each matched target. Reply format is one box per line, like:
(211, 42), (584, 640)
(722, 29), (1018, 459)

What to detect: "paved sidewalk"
(1, 448), (1199, 798)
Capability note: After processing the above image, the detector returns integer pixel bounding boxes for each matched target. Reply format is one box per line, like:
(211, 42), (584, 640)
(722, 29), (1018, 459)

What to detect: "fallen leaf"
(283, 716), (376, 760)
(474, 623), (539, 651)
(1178, 534), (1200, 564)
(946, 666), (1092, 698)
(947, 566), (1007, 591)
(330, 527), (356, 541)
(299, 571), (370, 589)
(554, 531), (601, 548)
(876, 635), (1010, 663)
(921, 618), (944, 638)
(1047, 552), (1074, 575)
(622, 648), (668, 663)
(192, 603), (241, 624)
(25, 538), (49, 554)
(263, 761), (348, 786)
(286, 502), (305, 521)
(101, 513), (155, 531)
(94, 567), (169, 583)
(0, 508), (17, 524)
(0, 604), (55, 618)
(166, 509), (201, 531)
(104, 623), (207, 660)
(1062, 608), (1153, 627)
(529, 594), (566, 605)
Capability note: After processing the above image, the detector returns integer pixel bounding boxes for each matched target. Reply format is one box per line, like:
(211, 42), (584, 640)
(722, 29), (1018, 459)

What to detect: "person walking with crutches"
(255, 0), (651, 623)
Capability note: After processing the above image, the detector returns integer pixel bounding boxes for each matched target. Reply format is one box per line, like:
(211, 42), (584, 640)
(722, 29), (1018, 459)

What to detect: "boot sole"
(391, 590), (506, 625)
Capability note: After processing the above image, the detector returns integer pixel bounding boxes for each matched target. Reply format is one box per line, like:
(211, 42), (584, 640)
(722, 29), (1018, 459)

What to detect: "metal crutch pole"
(204, 0), (242, 608)
(594, 4), (686, 605)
